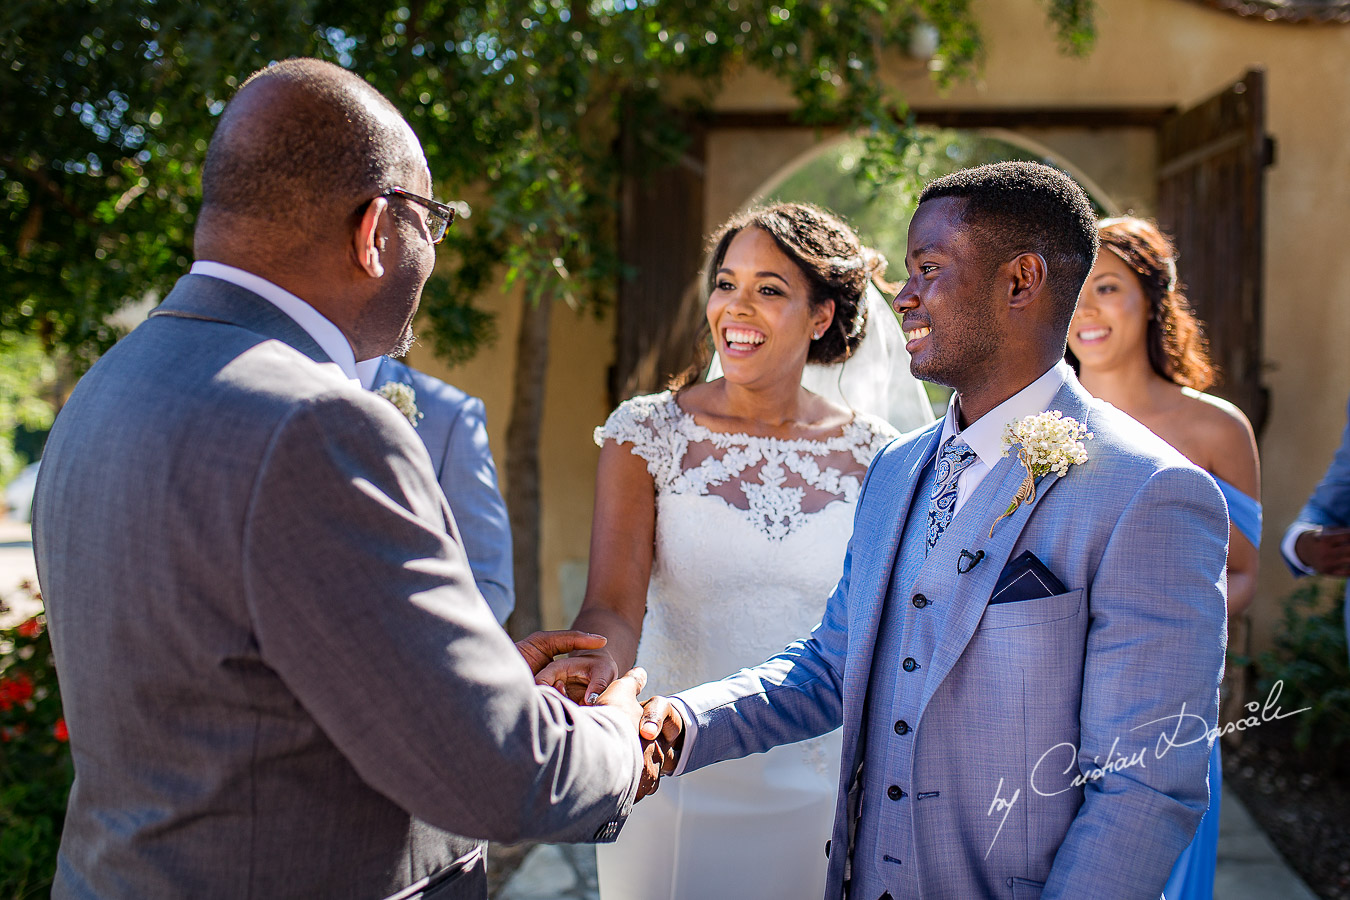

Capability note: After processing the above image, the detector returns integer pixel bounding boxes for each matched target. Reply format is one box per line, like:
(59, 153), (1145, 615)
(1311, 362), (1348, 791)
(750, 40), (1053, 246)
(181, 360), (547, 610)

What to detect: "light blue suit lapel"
(372, 356), (398, 390)
(842, 424), (944, 710)
(915, 377), (1096, 716)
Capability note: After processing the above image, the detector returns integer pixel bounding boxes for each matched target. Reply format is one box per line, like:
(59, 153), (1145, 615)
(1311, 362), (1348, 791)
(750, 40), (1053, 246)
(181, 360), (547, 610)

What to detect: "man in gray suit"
(359, 356), (514, 623)
(34, 58), (646, 899)
(638, 163), (1228, 899)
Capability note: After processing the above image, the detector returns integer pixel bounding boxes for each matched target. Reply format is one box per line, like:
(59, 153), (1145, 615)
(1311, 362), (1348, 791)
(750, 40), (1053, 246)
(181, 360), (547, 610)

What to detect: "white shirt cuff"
(1282, 522), (1320, 576)
(668, 696), (699, 777)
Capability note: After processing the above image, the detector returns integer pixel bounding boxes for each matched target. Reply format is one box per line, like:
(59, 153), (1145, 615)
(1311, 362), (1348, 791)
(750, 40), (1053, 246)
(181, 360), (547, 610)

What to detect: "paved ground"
(0, 523), (1320, 899)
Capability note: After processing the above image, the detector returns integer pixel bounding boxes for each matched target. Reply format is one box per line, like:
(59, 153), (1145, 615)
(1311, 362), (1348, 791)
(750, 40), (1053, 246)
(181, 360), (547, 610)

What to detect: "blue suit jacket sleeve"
(1282, 398), (1350, 574)
(377, 360), (515, 624)
(438, 395), (515, 625)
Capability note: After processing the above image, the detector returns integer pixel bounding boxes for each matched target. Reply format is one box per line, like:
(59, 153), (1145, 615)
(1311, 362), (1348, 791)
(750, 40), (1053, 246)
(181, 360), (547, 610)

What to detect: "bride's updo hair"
(703, 203), (891, 365)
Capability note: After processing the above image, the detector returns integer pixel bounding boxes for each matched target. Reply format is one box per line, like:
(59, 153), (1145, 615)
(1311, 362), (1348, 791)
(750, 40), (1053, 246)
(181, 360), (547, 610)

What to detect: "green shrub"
(0, 585), (71, 900)
(1253, 577), (1350, 753)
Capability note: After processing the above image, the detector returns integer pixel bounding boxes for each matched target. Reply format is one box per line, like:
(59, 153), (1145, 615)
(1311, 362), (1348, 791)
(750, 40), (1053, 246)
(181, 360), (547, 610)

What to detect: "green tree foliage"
(2, 0), (1095, 364)
(0, 333), (56, 485)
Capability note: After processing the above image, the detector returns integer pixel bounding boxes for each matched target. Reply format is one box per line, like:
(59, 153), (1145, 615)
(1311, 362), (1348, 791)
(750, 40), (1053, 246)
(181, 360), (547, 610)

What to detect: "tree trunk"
(503, 288), (553, 640)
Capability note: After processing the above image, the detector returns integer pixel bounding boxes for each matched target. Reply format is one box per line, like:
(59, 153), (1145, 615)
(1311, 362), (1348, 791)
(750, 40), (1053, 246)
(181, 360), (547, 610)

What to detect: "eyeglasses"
(381, 187), (456, 244)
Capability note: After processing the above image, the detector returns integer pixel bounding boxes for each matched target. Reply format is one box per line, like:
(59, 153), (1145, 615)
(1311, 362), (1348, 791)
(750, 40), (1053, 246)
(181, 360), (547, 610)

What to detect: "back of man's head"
(198, 58), (420, 254)
(919, 161), (1099, 334)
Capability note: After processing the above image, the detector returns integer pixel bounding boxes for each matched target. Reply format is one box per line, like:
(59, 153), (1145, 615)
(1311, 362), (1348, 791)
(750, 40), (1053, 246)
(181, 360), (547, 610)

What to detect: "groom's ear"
(1006, 252), (1048, 312)
(352, 197), (389, 279)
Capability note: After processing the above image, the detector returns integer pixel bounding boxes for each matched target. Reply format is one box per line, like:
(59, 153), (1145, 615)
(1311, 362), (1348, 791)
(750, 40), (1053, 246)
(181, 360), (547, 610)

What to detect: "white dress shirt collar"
(355, 357), (385, 391)
(189, 260), (360, 385)
(938, 359), (1072, 466)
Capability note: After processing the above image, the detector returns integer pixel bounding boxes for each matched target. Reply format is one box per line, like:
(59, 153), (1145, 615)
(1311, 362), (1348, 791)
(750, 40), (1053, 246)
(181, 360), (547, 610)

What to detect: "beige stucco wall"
(423, 0), (1350, 642)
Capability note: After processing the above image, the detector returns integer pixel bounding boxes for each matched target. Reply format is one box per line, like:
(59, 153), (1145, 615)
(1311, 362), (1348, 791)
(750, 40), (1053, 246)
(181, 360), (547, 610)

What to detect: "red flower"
(0, 674), (35, 710)
(16, 617), (43, 639)
(53, 718), (68, 742)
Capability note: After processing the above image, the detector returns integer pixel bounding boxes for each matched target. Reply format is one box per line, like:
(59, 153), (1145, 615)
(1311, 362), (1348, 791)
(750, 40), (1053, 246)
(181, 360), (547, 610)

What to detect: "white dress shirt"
(668, 359), (1070, 775)
(189, 260), (360, 386)
(355, 357), (385, 391)
(1281, 523), (1318, 575)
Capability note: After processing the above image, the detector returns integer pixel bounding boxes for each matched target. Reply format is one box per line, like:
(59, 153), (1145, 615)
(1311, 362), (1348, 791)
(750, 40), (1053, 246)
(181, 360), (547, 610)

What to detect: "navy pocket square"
(989, 551), (1068, 604)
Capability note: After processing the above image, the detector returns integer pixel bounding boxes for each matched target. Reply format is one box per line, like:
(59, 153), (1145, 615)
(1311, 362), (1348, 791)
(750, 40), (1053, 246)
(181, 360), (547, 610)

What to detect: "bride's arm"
(537, 439), (655, 703)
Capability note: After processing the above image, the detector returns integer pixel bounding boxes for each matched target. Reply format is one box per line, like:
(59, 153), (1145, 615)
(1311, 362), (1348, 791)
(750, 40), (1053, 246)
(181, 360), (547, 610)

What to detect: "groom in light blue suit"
(640, 163), (1229, 899)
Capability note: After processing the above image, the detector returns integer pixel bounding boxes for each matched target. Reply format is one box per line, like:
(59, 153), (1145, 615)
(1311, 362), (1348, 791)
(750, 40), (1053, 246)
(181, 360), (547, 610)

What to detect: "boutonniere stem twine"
(990, 411), (1091, 538)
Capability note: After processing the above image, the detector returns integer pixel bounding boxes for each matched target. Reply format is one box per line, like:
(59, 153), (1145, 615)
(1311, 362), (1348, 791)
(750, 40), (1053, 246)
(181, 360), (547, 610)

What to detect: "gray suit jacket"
(370, 357), (513, 624)
(676, 375), (1229, 900)
(33, 274), (640, 899)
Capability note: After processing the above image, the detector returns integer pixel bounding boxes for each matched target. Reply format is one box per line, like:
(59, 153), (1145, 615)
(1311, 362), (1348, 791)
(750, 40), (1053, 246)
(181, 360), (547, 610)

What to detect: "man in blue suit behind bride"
(639, 162), (1229, 900)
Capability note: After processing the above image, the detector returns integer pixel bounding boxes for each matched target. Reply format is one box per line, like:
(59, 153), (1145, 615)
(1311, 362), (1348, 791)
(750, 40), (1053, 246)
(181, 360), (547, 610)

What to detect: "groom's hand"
(534, 650), (620, 705)
(515, 630), (608, 677)
(633, 696), (685, 800)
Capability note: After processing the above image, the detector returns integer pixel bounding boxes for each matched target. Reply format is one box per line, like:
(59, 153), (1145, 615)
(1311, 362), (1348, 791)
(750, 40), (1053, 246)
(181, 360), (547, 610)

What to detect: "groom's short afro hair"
(200, 58), (417, 235)
(919, 161), (1099, 333)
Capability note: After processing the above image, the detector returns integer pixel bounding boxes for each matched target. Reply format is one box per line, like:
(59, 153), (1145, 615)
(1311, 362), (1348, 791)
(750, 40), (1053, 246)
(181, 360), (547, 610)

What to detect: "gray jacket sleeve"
(241, 388), (640, 843)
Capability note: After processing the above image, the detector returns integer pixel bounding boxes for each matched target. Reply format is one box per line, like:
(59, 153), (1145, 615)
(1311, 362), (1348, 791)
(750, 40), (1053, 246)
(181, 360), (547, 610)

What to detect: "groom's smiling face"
(894, 197), (1005, 394)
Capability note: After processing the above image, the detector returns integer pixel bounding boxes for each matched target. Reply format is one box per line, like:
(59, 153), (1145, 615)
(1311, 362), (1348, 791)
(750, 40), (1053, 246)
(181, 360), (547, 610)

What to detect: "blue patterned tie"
(927, 437), (980, 551)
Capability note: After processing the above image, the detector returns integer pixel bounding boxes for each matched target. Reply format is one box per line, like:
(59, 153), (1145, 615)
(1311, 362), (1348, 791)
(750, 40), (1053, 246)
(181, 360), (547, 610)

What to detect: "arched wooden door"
(1156, 68), (1274, 435)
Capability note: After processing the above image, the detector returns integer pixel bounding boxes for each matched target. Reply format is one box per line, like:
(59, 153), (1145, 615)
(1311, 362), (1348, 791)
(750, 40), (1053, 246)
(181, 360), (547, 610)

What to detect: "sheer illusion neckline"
(666, 391), (865, 449)
(596, 390), (898, 540)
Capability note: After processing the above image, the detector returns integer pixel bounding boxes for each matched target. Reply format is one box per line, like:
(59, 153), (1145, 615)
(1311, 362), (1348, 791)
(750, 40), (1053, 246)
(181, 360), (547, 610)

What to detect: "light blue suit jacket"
(371, 357), (514, 624)
(675, 374), (1229, 900)
(1282, 395), (1350, 567)
(1280, 395), (1350, 651)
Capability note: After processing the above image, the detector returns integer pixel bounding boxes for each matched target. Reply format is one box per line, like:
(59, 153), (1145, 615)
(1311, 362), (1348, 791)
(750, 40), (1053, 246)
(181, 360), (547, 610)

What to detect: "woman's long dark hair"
(1075, 216), (1215, 391)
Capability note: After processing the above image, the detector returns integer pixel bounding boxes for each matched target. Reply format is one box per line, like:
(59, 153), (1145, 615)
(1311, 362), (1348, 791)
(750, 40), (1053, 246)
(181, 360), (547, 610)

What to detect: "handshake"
(517, 630), (683, 800)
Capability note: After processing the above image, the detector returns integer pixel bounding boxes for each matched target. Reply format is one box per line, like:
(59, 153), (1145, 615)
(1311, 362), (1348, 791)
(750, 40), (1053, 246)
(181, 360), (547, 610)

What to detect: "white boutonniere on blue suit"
(989, 410), (1092, 537)
(374, 381), (423, 428)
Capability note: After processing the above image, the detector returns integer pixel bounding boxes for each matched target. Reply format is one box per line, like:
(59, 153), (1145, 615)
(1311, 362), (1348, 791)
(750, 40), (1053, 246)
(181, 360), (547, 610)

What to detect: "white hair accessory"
(824, 255), (864, 270)
(847, 293), (868, 339)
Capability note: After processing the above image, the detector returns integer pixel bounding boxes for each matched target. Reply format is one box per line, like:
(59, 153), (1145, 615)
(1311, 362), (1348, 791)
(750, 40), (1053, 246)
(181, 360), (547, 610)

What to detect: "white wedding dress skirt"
(593, 394), (898, 900)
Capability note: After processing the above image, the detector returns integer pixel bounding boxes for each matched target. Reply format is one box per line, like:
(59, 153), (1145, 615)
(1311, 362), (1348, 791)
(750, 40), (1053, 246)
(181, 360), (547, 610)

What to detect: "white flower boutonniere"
(374, 381), (423, 428)
(989, 410), (1092, 537)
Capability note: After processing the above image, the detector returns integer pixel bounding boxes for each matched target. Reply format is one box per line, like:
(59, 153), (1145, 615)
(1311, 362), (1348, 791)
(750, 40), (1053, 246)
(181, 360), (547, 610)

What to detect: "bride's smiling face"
(708, 227), (834, 388)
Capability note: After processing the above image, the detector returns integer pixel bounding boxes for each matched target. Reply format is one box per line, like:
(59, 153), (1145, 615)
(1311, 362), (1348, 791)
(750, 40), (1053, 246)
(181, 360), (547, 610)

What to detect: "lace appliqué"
(597, 392), (897, 540)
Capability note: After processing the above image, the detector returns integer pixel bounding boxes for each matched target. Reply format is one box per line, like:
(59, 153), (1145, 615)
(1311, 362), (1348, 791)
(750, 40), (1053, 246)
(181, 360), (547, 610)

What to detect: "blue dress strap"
(1214, 476), (1262, 548)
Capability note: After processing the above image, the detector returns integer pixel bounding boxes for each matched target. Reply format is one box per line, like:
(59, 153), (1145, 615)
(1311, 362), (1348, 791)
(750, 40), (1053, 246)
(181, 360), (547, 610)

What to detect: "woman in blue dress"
(1068, 216), (1261, 900)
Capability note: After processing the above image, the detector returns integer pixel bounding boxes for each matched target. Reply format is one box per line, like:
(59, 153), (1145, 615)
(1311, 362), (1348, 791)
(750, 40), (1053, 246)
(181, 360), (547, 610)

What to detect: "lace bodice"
(595, 391), (898, 715)
(596, 391), (897, 541)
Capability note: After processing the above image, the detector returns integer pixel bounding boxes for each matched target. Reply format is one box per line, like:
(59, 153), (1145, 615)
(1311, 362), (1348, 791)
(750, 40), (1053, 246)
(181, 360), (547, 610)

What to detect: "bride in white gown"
(538, 203), (931, 899)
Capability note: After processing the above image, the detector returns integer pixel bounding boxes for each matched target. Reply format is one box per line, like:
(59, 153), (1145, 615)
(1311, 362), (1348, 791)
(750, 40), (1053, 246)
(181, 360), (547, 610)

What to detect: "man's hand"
(535, 650), (620, 705)
(1295, 526), (1350, 577)
(515, 630), (608, 677)
(593, 667), (653, 796)
(632, 695), (685, 800)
